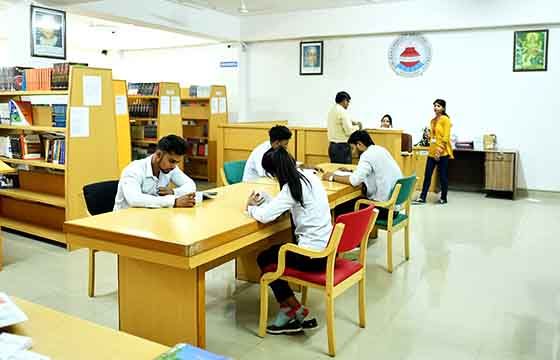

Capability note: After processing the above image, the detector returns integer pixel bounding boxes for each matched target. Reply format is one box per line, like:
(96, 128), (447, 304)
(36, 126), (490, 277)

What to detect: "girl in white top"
(246, 147), (332, 335)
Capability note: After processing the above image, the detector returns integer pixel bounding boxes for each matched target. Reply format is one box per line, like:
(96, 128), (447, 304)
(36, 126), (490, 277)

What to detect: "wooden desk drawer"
(486, 152), (514, 162)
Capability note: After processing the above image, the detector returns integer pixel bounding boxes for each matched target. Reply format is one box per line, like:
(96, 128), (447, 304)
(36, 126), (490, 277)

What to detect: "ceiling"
(67, 14), (217, 50)
(164, 0), (407, 16)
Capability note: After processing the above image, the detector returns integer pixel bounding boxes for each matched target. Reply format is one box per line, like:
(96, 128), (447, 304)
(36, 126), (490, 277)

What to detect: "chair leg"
(326, 293), (336, 357)
(359, 277), (366, 328)
(386, 231), (393, 273)
(301, 286), (308, 306)
(404, 224), (410, 261)
(88, 249), (96, 297)
(258, 280), (269, 338)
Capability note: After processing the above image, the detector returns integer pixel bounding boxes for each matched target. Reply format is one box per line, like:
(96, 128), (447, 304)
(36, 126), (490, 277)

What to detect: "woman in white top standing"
(246, 147), (332, 335)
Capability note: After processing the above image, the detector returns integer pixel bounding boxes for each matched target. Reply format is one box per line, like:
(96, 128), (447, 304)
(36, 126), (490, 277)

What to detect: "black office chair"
(82, 180), (119, 297)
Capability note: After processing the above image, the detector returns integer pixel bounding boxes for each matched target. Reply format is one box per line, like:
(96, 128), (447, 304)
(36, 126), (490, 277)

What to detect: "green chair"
(220, 160), (247, 185)
(360, 175), (417, 273)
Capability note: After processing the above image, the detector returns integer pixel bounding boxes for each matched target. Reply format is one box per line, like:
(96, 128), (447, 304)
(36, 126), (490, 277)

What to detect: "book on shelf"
(129, 100), (158, 118)
(41, 133), (65, 164)
(188, 85), (211, 98)
(51, 62), (87, 90)
(128, 83), (159, 96)
(0, 66), (31, 91)
(9, 100), (33, 126)
(0, 136), (11, 158)
(0, 103), (10, 124)
(51, 104), (67, 128)
(20, 134), (42, 160)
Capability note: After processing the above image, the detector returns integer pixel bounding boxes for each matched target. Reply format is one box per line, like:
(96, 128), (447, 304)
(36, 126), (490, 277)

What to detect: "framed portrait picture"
(30, 5), (66, 59)
(300, 41), (323, 75)
(513, 29), (548, 72)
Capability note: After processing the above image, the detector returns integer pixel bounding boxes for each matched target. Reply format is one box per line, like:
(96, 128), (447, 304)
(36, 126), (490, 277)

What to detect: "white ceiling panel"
(168, 0), (408, 16)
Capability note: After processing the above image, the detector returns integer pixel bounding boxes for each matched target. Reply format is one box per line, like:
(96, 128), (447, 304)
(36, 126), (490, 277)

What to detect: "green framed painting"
(513, 29), (549, 72)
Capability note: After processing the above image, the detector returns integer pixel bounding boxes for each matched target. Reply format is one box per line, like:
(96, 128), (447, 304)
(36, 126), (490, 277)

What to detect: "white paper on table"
(171, 96), (181, 115)
(115, 95), (127, 115)
(160, 96), (170, 115)
(333, 170), (353, 177)
(69, 107), (90, 138)
(211, 98), (219, 114)
(218, 97), (227, 114)
(83, 76), (102, 106)
(0, 293), (28, 328)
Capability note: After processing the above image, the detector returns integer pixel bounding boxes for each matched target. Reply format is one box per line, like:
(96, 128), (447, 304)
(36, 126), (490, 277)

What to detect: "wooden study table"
(6, 297), (168, 360)
(64, 178), (362, 349)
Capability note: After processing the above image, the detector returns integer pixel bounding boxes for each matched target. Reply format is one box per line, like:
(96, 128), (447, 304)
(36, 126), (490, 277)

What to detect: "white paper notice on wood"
(219, 97), (227, 114)
(83, 76), (102, 106)
(115, 95), (127, 115)
(70, 107), (89, 138)
(171, 96), (181, 115)
(211, 98), (219, 114)
(160, 96), (170, 115)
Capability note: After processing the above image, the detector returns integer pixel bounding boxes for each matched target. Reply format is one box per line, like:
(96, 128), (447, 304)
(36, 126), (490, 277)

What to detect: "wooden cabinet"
(485, 152), (516, 192)
(413, 147), (438, 192)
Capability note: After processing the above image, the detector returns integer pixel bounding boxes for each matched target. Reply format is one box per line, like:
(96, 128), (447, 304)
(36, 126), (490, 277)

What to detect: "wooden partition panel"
(295, 127), (403, 167)
(157, 83), (182, 140)
(216, 122), (292, 186)
(113, 80), (131, 173)
(19, 171), (65, 197)
(66, 67), (120, 221)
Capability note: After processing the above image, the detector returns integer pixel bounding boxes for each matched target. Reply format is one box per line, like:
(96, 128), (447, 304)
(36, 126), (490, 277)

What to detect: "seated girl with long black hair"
(246, 147), (332, 335)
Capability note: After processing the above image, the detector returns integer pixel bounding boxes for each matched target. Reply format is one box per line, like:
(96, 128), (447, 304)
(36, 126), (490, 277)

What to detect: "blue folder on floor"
(155, 343), (230, 360)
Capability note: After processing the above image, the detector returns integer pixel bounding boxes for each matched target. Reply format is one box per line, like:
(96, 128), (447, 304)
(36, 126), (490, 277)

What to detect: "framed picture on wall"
(513, 29), (548, 72)
(300, 41), (323, 75)
(30, 5), (66, 59)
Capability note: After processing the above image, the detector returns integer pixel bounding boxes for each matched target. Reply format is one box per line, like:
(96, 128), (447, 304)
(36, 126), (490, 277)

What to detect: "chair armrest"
(354, 198), (393, 211)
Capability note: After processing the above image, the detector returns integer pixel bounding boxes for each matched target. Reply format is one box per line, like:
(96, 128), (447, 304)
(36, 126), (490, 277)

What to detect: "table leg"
(118, 256), (204, 347)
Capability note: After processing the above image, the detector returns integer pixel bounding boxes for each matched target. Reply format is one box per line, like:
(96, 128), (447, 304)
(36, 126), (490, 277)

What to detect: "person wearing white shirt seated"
(114, 135), (197, 210)
(246, 147), (332, 335)
(322, 130), (402, 220)
(242, 125), (292, 182)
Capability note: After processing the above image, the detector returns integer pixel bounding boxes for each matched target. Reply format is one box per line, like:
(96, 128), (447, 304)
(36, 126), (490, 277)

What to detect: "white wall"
(242, 0), (560, 41)
(117, 45), (242, 121)
(244, 26), (559, 191)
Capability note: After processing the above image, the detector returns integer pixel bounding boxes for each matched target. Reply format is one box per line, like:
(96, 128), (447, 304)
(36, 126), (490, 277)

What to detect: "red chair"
(258, 201), (378, 357)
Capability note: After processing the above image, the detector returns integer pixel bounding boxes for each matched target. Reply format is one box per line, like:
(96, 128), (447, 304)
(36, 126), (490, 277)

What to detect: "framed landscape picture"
(30, 5), (66, 59)
(300, 41), (323, 75)
(513, 29), (548, 72)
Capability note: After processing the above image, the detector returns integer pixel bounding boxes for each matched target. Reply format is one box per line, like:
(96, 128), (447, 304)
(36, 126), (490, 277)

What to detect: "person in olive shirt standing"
(415, 99), (454, 204)
(327, 91), (362, 164)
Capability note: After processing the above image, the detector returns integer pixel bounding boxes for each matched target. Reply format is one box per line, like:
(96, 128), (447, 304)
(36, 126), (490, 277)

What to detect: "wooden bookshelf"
(132, 139), (158, 145)
(0, 189), (65, 208)
(0, 90), (68, 96)
(128, 82), (182, 161)
(0, 67), (122, 245)
(0, 125), (66, 133)
(181, 85), (228, 183)
(0, 157), (65, 170)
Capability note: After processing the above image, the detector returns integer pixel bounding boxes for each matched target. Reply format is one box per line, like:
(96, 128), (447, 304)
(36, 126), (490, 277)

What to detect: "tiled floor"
(1, 190), (559, 359)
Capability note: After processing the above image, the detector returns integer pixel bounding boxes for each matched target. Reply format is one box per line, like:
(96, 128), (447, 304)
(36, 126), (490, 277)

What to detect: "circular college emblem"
(389, 34), (432, 77)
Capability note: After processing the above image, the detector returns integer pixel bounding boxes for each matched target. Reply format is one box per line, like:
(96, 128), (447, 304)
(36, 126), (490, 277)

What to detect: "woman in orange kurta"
(416, 99), (454, 204)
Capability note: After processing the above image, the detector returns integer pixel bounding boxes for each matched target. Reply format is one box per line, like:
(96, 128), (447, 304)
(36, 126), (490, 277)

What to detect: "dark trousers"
(257, 245), (327, 303)
(328, 142), (352, 164)
(420, 155), (449, 201)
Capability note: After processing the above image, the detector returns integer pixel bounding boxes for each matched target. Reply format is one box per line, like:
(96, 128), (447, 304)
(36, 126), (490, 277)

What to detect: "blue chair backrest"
(224, 160), (246, 185)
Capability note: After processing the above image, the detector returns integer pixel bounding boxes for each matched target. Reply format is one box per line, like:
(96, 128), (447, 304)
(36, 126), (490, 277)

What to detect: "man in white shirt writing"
(322, 130), (402, 220)
(114, 135), (197, 210)
(242, 125), (292, 182)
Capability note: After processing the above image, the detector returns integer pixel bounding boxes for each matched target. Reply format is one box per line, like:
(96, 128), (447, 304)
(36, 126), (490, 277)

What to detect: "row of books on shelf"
(0, 101), (66, 127)
(0, 63), (86, 92)
(129, 101), (158, 118)
(0, 134), (65, 164)
(132, 146), (155, 161)
(187, 141), (209, 157)
(131, 125), (157, 141)
(128, 83), (160, 96)
(187, 85), (211, 98)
